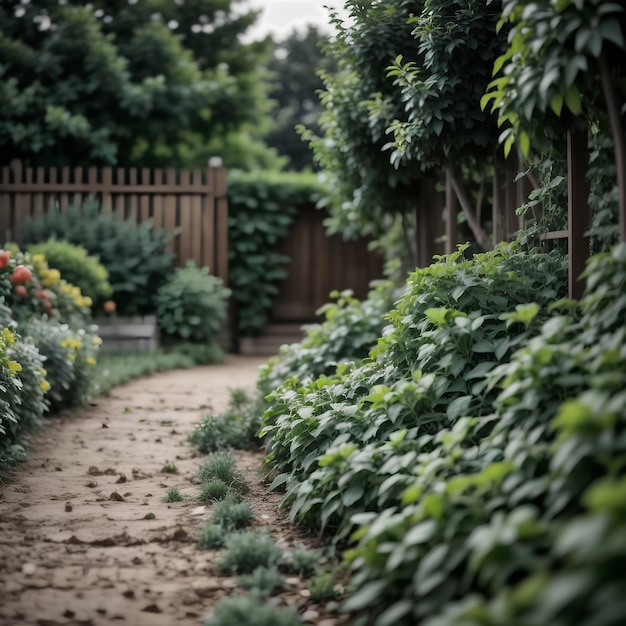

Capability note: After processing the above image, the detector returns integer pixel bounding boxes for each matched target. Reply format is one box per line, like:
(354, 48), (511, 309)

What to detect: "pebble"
(22, 563), (36, 576)
(302, 609), (320, 622)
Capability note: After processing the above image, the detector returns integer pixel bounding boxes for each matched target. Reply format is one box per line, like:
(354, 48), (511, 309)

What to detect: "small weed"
(198, 450), (248, 494)
(218, 531), (283, 574)
(202, 595), (301, 626)
(307, 570), (337, 602)
(228, 387), (249, 411)
(198, 523), (227, 549)
(239, 566), (284, 597)
(161, 462), (178, 474)
(123, 406), (132, 414)
(160, 420), (173, 426)
(211, 497), (253, 531)
(198, 480), (229, 502)
(285, 546), (319, 576)
(162, 487), (184, 503)
(143, 512), (156, 520)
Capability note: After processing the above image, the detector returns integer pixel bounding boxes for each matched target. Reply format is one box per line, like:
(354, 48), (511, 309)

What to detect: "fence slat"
(1, 160), (229, 300)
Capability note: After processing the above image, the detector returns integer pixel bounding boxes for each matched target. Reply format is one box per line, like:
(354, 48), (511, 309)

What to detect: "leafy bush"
(189, 388), (261, 453)
(0, 322), (49, 466)
(20, 319), (99, 412)
(198, 523), (227, 549)
(202, 595), (302, 626)
(19, 203), (178, 316)
(307, 571), (337, 602)
(162, 487), (184, 503)
(239, 566), (284, 597)
(155, 260), (230, 344)
(210, 497), (253, 531)
(217, 531), (283, 574)
(257, 279), (399, 398)
(199, 480), (230, 502)
(27, 239), (112, 306)
(260, 239), (626, 626)
(228, 171), (326, 337)
(198, 450), (248, 494)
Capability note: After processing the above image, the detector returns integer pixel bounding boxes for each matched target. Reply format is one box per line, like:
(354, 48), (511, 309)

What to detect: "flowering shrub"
(0, 245), (101, 461)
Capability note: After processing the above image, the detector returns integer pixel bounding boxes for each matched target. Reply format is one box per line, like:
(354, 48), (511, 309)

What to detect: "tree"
(383, 0), (508, 249)
(264, 26), (332, 171)
(482, 0), (626, 241)
(302, 0), (427, 258)
(0, 0), (275, 168)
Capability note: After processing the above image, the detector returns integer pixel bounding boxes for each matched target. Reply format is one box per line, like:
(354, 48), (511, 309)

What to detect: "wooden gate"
(0, 160), (229, 286)
(270, 203), (384, 323)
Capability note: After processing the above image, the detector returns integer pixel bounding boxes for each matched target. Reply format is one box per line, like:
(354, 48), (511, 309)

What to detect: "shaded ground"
(0, 356), (345, 626)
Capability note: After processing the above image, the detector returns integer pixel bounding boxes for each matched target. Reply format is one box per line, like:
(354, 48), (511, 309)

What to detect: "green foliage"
(199, 480), (230, 503)
(283, 545), (320, 577)
(307, 571), (337, 602)
(0, 0), (274, 169)
(19, 203), (177, 316)
(482, 0), (625, 156)
(257, 280), (399, 398)
(160, 462), (177, 474)
(217, 531), (283, 574)
(27, 239), (112, 306)
(198, 450), (248, 495)
(0, 319), (48, 466)
(261, 238), (626, 625)
(239, 566), (284, 597)
(202, 595), (302, 626)
(21, 319), (99, 413)
(189, 389), (263, 453)
(228, 171), (326, 336)
(302, 1), (424, 242)
(93, 350), (196, 396)
(211, 497), (253, 531)
(264, 26), (333, 171)
(155, 260), (230, 344)
(385, 0), (507, 171)
(198, 523), (227, 549)
(162, 487), (184, 503)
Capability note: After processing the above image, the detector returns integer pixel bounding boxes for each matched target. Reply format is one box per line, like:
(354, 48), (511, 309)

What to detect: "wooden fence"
(0, 160), (229, 287)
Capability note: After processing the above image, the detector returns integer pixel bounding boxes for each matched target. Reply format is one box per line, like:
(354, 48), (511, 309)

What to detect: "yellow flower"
(2, 327), (16, 347)
(83, 297), (93, 307)
(86, 357), (97, 365)
(92, 336), (103, 346)
(49, 269), (61, 282)
(40, 380), (51, 392)
(68, 353), (76, 361)
(8, 360), (22, 372)
(33, 254), (45, 265)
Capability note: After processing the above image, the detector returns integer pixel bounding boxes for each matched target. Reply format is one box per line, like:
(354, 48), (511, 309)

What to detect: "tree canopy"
(0, 0), (275, 168)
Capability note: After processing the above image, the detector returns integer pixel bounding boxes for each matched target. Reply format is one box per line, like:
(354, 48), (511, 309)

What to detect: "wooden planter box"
(95, 316), (159, 352)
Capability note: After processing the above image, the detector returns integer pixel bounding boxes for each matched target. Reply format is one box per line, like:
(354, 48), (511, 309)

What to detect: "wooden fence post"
(567, 129), (591, 300)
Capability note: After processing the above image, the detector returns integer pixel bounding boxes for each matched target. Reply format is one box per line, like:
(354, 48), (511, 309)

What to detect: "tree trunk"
(446, 166), (490, 249)
(599, 51), (626, 242)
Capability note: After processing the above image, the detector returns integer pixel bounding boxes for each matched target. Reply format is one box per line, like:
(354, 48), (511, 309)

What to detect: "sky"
(243, 0), (349, 41)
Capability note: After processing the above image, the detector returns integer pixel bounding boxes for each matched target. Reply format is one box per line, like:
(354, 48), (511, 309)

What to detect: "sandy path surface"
(0, 356), (338, 626)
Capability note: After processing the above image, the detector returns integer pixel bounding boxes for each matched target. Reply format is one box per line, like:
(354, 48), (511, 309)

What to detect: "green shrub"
(261, 240), (626, 626)
(218, 531), (283, 574)
(189, 389), (261, 452)
(199, 480), (230, 502)
(239, 566), (284, 597)
(155, 260), (230, 344)
(257, 279), (399, 398)
(27, 239), (112, 306)
(19, 203), (178, 316)
(162, 487), (184, 503)
(210, 497), (253, 531)
(20, 319), (99, 412)
(198, 523), (227, 549)
(307, 571), (337, 602)
(228, 171), (326, 337)
(0, 320), (49, 466)
(197, 450), (248, 494)
(202, 595), (302, 626)
(283, 545), (320, 577)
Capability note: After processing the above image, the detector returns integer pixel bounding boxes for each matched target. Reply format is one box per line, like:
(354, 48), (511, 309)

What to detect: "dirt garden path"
(0, 356), (344, 626)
